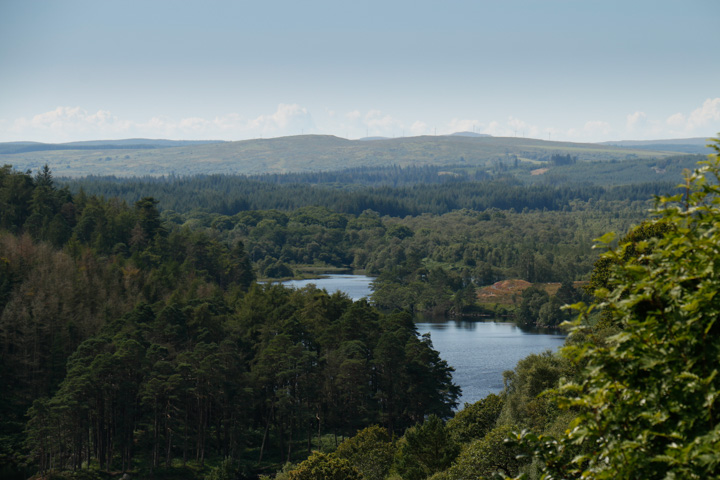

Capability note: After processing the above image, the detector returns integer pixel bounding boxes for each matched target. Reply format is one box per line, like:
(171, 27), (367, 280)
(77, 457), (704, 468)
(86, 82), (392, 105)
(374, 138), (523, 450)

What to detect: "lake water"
(278, 274), (374, 301)
(415, 319), (566, 406)
(279, 274), (566, 406)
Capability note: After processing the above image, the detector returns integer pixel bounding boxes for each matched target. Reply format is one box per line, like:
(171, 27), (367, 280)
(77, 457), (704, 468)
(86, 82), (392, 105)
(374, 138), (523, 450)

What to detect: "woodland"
(1, 138), (719, 479)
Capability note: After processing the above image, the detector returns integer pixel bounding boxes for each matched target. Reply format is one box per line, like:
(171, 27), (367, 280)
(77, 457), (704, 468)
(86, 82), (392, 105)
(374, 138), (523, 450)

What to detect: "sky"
(1, 0), (719, 144)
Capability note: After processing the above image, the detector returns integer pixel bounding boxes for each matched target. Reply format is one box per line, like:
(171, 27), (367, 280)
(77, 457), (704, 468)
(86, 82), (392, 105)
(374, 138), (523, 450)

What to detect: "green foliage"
(447, 393), (504, 444)
(516, 138), (720, 479)
(515, 286), (549, 328)
(62, 167), (673, 217)
(333, 425), (395, 480)
(432, 425), (522, 480)
(0, 165), (461, 477)
(394, 415), (460, 480)
(287, 451), (362, 480)
(500, 352), (570, 431)
(205, 458), (239, 480)
(16, 284), (457, 476)
(0, 147), (703, 479)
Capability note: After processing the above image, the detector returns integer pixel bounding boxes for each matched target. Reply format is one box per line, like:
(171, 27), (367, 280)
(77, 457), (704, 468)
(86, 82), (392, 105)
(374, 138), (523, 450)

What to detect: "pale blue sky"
(1, 0), (718, 143)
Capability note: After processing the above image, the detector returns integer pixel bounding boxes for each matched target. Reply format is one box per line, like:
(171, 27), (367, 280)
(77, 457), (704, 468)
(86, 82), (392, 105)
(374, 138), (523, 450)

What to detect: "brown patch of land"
(531, 167), (549, 175)
(477, 279), (532, 305)
(477, 279), (587, 305)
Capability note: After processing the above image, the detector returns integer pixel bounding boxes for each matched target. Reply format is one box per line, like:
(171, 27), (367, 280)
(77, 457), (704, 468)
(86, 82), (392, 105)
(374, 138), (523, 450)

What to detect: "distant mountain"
(0, 134), (680, 177)
(449, 131), (492, 138)
(0, 139), (224, 155)
(357, 136), (390, 141)
(599, 137), (712, 154)
(62, 138), (225, 147)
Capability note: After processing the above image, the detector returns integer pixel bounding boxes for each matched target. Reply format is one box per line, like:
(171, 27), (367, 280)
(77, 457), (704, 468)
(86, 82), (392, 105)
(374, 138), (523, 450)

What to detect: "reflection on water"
(277, 274), (374, 301)
(276, 275), (566, 408)
(415, 319), (566, 407)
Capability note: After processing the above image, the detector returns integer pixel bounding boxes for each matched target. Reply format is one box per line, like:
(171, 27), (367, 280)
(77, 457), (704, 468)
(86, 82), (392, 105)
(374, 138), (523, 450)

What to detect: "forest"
(2, 137), (719, 479)
(0, 164), (459, 478)
(57, 165), (671, 319)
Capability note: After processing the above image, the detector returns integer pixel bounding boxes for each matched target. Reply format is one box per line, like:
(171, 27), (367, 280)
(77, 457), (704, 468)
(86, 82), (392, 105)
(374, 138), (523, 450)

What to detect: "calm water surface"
(278, 274), (374, 301)
(279, 275), (566, 406)
(415, 320), (566, 406)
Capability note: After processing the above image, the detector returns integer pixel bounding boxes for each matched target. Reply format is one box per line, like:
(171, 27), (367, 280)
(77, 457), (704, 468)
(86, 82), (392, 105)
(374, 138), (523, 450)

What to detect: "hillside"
(0, 134), (676, 177)
(0, 138), (224, 155)
(600, 137), (712, 154)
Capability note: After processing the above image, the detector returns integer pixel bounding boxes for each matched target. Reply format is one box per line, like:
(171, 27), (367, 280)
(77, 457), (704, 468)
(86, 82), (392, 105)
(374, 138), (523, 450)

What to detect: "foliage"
(286, 451), (362, 480)
(393, 415), (460, 480)
(62, 168), (675, 217)
(51, 161), (676, 314)
(431, 425), (522, 480)
(205, 457), (240, 480)
(0, 165), (460, 478)
(500, 352), (570, 431)
(334, 425), (395, 480)
(0, 143), (704, 478)
(515, 137), (720, 479)
(515, 286), (550, 328)
(447, 393), (505, 444)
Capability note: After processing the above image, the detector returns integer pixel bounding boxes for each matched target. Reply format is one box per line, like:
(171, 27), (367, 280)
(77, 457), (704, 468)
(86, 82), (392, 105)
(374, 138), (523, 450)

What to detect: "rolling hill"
(0, 134), (681, 177)
(599, 137), (713, 154)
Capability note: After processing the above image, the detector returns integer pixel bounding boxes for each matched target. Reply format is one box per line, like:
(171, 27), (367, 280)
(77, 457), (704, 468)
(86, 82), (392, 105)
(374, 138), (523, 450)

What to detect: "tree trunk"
(258, 403), (273, 465)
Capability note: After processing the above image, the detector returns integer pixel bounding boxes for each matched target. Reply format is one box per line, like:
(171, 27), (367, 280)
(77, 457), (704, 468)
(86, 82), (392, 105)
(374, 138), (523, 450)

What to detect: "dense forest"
(59, 160), (698, 216)
(0, 164), (458, 478)
(59, 165), (674, 319)
(2, 138), (718, 479)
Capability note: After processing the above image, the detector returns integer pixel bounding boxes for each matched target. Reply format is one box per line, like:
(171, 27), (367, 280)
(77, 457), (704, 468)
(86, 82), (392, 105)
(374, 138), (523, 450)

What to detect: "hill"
(0, 138), (223, 155)
(449, 131), (492, 137)
(600, 137), (712, 154)
(0, 134), (677, 177)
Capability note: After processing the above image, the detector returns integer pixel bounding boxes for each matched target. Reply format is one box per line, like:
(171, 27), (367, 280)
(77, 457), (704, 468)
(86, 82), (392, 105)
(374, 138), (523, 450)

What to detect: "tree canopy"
(514, 136), (720, 479)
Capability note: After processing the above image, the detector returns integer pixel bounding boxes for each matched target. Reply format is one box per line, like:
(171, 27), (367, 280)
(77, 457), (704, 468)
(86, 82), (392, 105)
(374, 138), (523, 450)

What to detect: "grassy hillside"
(600, 137), (713, 154)
(0, 134), (676, 177)
(516, 153), (702, 185)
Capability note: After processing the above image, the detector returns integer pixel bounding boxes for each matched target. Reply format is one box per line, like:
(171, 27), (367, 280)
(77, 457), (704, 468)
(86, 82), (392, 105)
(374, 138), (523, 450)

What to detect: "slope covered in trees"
(268, 137), (720, 480)
(0, 165), (458, 479)
(62, 171), (681, 217)
(509, 138), (720, 479)
(3, 135), (716, 479)
(57, 162), (685, 319)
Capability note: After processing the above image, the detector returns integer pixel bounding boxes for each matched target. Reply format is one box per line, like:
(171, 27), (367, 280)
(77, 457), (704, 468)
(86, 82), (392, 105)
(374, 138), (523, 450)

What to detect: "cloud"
(666, 112), (685, 127)
(687, 98), (720, 130)
(364, 110), (402, 132)
(345, 110), (362, 121)
(447, 118), (481, 134)
(178, 117), (212, 131)
(483, 120), (501, 136)
(626, 111), (647, 131)
(583, 120), (612, 135)
(665, 98), (720, 134)
(340, 109), (404, 137)
(410, 121), (429, 136)
(248, 103), (315, 136)
(4, 104), (317, 142)
(9, 107), (134, 141)
(480, 116), (538, 138)
(10, 100), (718, 144)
